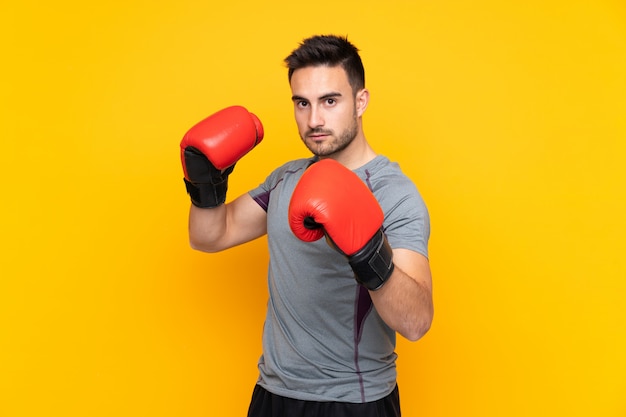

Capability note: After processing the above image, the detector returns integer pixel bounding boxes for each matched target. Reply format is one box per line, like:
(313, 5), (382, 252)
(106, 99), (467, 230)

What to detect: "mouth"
(307, 130), (333, 140)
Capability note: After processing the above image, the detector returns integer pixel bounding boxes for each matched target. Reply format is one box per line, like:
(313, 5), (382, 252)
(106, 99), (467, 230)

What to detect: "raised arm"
(180, 106), (266, 252)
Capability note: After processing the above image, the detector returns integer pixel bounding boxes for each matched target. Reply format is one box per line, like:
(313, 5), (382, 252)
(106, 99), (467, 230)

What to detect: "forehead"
(290, 65), (351, 97)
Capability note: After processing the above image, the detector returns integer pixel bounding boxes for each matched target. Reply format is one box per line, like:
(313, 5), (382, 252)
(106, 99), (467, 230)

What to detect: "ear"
(355, 88), (369, 117)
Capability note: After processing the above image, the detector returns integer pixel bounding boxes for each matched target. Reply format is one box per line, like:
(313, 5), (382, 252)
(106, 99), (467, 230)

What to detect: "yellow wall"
(2, 0), (625, 416)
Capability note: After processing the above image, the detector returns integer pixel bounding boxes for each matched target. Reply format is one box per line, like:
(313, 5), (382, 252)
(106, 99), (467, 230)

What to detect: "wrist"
(184, 176), (229, 208)
(348, 229), (395, 290)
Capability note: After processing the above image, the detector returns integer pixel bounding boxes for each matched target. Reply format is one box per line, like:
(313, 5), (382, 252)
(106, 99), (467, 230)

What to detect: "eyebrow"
(291, 92), (343, 102)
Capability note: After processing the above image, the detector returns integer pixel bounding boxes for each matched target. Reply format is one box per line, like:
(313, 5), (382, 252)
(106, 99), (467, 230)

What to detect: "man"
(180, 35), (433, 416)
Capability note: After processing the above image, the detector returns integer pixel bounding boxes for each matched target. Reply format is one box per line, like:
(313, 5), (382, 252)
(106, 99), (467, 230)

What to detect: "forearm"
(369, 251), (434, 341)
(188, 193), (268, 253)
(188, 204), (227, 252)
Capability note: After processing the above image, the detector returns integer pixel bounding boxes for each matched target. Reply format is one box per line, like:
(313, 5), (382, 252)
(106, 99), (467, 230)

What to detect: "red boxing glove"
(180, 106), (263, 207)
(289, 159), (394, 290)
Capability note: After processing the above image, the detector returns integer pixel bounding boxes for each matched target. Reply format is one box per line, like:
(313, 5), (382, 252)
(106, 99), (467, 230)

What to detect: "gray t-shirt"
(248, 155), (430, 403)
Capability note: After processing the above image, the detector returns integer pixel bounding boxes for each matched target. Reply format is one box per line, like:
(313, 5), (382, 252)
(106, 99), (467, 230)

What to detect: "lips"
(307, 130), (333, 140)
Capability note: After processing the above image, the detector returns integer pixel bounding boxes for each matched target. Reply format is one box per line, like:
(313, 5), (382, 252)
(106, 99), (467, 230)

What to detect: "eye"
(325, 98), (336, 106)
(296, 100), (309, 108)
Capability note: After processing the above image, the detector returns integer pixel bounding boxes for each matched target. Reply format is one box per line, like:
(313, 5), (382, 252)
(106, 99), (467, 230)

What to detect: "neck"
(323, 133), (377, 170)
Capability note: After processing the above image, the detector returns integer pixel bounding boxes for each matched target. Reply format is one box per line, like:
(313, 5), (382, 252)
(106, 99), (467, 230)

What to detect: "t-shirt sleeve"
(248, 174), (274, 212)
(248, 158), (314, 212)
(380, 179), (430, 259)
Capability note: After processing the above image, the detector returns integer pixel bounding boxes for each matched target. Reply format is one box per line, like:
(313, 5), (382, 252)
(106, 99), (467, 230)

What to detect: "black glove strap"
(348, 229), (395, 291)
(183, 147), (234, 208)
(184, 177), (229, 208)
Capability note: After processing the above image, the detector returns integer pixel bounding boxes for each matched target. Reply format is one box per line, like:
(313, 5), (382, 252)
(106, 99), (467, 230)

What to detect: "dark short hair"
(284, 35), (365, 93)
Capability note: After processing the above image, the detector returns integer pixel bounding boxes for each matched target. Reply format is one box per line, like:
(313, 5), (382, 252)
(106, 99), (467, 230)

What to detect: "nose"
(307, 105), (324, 129)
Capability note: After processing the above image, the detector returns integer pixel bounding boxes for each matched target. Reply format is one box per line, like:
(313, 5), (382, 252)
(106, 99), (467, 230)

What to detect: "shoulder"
(273, 157), (315, 177)
(257, 157), (315, 187)
(249, 157), (315, 210)
(357, 156), (430, 253)
(356, 156), (422, 202)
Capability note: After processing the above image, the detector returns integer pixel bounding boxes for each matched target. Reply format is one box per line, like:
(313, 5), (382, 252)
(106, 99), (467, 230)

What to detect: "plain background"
(1, 0), (625, 416)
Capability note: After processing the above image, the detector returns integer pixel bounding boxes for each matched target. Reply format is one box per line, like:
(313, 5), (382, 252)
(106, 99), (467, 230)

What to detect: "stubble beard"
(303, 112), (359, 158)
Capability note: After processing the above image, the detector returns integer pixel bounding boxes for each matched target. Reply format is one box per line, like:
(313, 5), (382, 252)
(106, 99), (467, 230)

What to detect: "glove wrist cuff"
(348, 229), (395, 291)
(184, 177), (229, 208)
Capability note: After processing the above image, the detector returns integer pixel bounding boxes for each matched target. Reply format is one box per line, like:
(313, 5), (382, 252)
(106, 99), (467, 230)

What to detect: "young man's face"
(290, 65), (366, 157)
